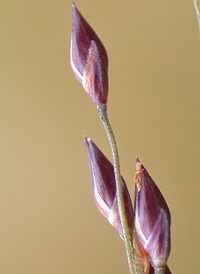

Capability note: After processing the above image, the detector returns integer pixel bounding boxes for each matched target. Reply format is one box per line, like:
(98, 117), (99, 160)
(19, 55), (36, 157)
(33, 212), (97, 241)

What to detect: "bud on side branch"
(133, 158), (171, 270)
(84, 137), (133, 240)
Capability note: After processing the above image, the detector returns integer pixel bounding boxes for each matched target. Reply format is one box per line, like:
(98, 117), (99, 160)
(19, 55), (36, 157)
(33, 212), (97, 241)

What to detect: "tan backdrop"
(1, 1), (200, 273)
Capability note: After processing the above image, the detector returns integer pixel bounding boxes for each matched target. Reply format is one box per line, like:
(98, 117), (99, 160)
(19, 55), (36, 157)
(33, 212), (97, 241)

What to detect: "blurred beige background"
(1, 1), (200, 273)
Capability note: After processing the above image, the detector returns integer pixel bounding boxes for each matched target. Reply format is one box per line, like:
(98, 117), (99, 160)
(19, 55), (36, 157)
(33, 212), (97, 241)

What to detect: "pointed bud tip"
(71, 2), (77, 20)
(135, 157), (140, 164)
(71, 1), (75, 8)
(84, 136), (92, 149)
(84, 135), (90, 141)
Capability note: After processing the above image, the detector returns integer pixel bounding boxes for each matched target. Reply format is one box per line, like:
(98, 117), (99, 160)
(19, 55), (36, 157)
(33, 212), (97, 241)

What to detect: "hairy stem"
(97, 104), (137, 274)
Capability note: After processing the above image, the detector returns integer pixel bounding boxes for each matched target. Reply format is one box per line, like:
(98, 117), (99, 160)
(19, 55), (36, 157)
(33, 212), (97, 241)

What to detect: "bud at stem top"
(70, 3), (109, 106)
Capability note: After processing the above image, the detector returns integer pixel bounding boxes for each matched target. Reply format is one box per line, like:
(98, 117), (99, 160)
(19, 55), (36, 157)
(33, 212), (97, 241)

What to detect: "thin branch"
(98, 104), (137, 274)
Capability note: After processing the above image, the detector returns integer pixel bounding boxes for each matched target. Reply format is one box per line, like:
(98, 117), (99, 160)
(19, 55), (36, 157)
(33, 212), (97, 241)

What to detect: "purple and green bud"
(84, 137), (133, 240)
(133, 158), (171, 270)
(70, 2), (109, 106)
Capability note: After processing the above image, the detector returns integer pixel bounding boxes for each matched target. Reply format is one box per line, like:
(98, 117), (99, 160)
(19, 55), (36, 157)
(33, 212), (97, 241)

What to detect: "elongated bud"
(70, 3), (108, 106)
(133, 158), (171, 270)
(84, 137), (133, 240)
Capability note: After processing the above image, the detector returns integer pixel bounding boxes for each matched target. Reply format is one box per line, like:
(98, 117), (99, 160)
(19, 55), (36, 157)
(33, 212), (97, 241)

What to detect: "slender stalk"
(97, 104), (137, 274)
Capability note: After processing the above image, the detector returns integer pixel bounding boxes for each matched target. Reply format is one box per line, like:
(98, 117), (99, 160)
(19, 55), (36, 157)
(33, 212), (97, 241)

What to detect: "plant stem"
(97, 104), (137, 274)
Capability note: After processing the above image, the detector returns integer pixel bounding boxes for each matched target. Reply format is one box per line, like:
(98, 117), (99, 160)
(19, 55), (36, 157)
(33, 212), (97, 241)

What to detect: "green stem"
(97, 104), (137, 274)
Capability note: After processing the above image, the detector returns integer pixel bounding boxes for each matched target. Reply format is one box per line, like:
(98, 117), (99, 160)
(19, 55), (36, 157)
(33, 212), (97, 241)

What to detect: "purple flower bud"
(133, 158), (171, 269)
(70, 3), (109, 106)
(84, 137), (133, 240)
